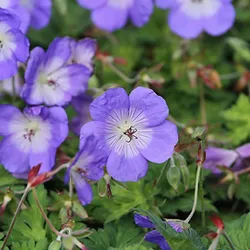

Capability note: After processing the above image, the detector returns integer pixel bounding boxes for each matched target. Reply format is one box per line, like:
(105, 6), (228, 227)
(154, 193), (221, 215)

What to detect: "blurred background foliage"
(1, 0), (250, 249)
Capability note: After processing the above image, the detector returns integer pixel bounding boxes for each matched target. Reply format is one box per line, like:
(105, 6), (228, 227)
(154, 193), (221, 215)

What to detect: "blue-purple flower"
(21, 37), (91, 106)
(0, 0), (52, 33)
(0, 105), (68, 179)
(70, 93), (94, 136)
(134, 213), (183, 250)
(0, 8), (29, 80)
(77, 0), (153, 32)
(81, 87), (178, 182)
(65, 134), (108, 205)
(68, 38), (97, 72)
(204, 143), (250, 174)
(156, 0), (235, 39)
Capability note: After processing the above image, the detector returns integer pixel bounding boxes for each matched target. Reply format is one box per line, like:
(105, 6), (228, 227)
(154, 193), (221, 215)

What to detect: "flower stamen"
(123, 126), (138, 143)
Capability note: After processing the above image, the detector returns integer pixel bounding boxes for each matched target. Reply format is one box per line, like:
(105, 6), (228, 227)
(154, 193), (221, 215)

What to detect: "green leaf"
(2, 185), (49, 245)
(0, 166), (25, 187)
(223, 94), (250, 145)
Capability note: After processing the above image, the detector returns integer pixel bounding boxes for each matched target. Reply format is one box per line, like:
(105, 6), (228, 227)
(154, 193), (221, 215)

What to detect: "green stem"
(184, 164), (201, 223)
(199, 81), (207, 125)
(222, 231), (236, 250)
(11, 76), (16, 104)
(1, 185), (30, 250)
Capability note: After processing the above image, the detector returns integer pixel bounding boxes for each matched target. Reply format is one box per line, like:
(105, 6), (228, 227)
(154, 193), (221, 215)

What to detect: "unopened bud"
(48, 240), (61, 250)
(62, 236), (75, 250)
(0, 193), (12, 216)
(72, 201), (88, 219)
(167, 161), (181, 190)
(192, 127), (206, 141)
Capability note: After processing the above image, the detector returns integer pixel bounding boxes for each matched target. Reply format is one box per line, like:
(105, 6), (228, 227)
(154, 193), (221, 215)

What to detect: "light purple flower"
(81, 87), (178, 182)
(0, 105), (68, 178)
(68, 38), (97, 72)
(21, 37), (91, 106)
(70, 93), (93, 136)
(77, 0), (153, 32)
(157, 0), (235, 39)
(64, 133), (108, 205)
(204, 143), (250, 174)
(134, 213), (183, 250)
(0, 8), (29, 80)
(0, 73), (22, 96)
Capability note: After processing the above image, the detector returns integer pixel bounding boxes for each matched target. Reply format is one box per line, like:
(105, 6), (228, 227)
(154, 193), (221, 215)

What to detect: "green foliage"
(84, 218), (146, 250)
(2, 186), (49, 247)
(0, 166), (25, 187)
(223, 94), (250, 145)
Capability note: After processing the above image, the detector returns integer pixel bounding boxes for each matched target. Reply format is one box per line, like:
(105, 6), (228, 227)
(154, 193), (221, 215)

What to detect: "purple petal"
(29, 147), (56, 173)
(29, 0), (52, 29)
(91, 5), (128, 32)
(90, 88), (129, 122)
(0, 55), (18, 81)
(168, 222), (183, 233)
(168, 9), (203, 39)
(8, 29), (29, 62)
(0, 0), (19, 9)
(129, 0), (153, 27)
(107, 151), (148, 182)
(76, 0), (106, 9)
(203, 147), (238, 174)
(134, 213), (154, 228)
(0, 104), (22, 136)
(24, 47), (45, 84)
(155, 0), (178, 9)
(0, 135), (30, 174)
(140, 121), (178, 164)
(43, 37), (72, 74)
(203, 3), (235, 36)
(73, 38), (97, 71)
(236, 143), (250, 158)
(72, 172), (93, 205)
(11, 5), (31, 33)
(48, 106), (69, 147)
(0, 8), (21, 28)
(129, 87), (169, 127)
(145, 230), (170, 250)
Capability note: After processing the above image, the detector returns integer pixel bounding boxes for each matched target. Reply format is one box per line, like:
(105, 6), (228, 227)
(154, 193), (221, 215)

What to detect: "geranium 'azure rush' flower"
(68, 38), (97, 72)
(156, 0), (235, 39)
(134, 213), (183, 250)
(77, 0), (154, 32)
(0, 8), (29, 80)
(70, 93), (93, 136)
(21, 37), (92, 106)
(81, 87), (178, 182)
(204, 143), (250, 174)
(0, 0), (52, 33)
(65, 134), (108, 205)
(0, 105), (68, 179)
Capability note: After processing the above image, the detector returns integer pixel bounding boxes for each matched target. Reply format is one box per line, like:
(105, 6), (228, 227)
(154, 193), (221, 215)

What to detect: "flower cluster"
(0, 0), (52, 33)
(77, 0), (236, 39)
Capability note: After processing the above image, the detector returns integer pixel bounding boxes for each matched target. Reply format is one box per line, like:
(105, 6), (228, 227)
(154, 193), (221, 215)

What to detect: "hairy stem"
(184, 164), (201, 223)
(1, 185), (30, 250)
(222, 231), (236, 250)
(199, 81), (207, 125)
(32, 188), (70, 238)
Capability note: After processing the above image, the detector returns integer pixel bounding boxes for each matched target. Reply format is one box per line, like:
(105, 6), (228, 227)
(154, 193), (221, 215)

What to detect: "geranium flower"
(81, 87), (178, 182)
(0, 8), (29, 80)
(156, 0), (235, 39)
(204, 143), (250, 174)
(65, 134), (108, 205)
(0, 105), (68, 178)
(134, 213), (183, 250)
(77, 0), (153, 32)
(21, 37), (91, 106)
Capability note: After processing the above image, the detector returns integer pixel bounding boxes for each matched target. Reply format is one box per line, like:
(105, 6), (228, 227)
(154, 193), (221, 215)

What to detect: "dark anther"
(123, 126), (138, 143)
(23, 129), (35, 142)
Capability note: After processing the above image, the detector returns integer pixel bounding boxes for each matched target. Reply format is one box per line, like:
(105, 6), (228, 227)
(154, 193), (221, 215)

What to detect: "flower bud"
(192, 127), (206, 141)
(62, 236), (75, 250)
(166, 160), (181, 190)
(48, 240), (61, 250)
(72, 201), (88, 219)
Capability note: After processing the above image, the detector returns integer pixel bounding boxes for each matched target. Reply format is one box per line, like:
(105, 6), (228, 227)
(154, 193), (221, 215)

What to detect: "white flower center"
(9, 114), (52, 153)
(178, 0), (221, 19)
(108, 0), (133, 9)
(0, 23), (16, 61)
(105, 109), (152, 158)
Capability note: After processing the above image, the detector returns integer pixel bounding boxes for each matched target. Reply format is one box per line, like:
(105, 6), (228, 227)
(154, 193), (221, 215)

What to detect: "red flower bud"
(210, 214), (224, 230)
